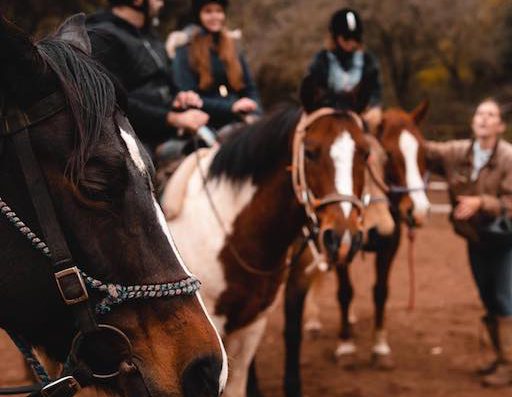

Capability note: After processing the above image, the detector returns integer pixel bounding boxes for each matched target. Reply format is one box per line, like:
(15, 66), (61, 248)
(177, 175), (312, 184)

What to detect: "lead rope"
(6, 332), (51, 385)
(407, 226), (416, 311)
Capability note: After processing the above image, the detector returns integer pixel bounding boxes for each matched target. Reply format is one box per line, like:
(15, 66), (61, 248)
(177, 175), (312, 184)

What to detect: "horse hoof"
(333, 342), (358, 370)
(304, 320), (323, 339)
(371, 352), (395, 370)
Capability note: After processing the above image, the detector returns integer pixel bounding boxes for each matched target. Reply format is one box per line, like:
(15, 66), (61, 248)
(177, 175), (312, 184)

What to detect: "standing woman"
(427, 98), (512, 387)
(173, 0), (262, 130)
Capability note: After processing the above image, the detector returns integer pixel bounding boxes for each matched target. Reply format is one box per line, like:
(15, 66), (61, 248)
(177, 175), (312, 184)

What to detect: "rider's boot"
(482, 317), (512, 387)
(477, 315), (500, 375)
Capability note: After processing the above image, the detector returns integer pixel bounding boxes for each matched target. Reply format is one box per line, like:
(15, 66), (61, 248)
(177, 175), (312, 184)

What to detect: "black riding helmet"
(329, 8), (363, 42)
(192, 0), (229, 22)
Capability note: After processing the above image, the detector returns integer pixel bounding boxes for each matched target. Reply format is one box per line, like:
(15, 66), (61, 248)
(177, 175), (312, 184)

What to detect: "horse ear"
(299, 74), (329, 113)
(410, 99), (429, 125)
(53, 13), (91, 55)
(0, 14), (45, 101)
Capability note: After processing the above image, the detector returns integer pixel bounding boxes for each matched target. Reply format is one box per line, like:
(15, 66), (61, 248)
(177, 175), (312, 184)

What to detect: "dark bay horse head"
(298, 75), (369, 264)
(377, 101), (431, 226)
(0, 14), (226, 397)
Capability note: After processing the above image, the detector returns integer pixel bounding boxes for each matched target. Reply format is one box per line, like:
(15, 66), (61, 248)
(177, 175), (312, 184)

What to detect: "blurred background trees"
(2, 0), (512, 138)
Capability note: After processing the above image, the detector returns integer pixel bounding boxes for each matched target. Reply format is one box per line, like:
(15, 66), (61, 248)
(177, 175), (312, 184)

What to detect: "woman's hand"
(173, 91), (203, 110)
(231, 97), (258, 114)
(167, 109), (209, 133)
(454, 195), (482, 220)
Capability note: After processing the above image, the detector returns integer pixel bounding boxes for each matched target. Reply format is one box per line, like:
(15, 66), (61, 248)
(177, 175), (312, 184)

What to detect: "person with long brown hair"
(173, 0), (261, 130)
(427, 98), (512, 388)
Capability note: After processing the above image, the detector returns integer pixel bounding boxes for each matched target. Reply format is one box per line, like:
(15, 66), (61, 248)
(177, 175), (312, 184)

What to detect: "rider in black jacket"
(86, 0), (209, 153)
(306, 8), (383, 131)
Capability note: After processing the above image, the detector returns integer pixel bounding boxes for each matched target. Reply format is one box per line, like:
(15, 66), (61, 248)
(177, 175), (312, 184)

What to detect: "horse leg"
(223, 317), (268, 397)
(371, 226), (401, 370)
(303, 272), (326, 338)
(284, 265), (312, 397)
(246, 358), (263, 397)
(334, 265), (357, 369)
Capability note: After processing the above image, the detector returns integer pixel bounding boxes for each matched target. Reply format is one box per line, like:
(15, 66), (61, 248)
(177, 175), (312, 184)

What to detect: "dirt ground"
(0, 212), (509, 397)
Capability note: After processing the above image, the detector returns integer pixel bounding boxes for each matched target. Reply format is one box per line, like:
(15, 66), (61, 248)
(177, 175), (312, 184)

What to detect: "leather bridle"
(291, 108), (365, 230)
(0, 92), (200, 397)
(287, 108), (368, 270)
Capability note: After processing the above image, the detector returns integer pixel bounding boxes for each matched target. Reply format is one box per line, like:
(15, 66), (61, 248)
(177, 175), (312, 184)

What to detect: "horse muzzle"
(320, 228), (363, 266)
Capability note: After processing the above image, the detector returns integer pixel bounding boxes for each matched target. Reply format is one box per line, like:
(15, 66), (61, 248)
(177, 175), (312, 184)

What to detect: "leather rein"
(0, 92), (199, 397)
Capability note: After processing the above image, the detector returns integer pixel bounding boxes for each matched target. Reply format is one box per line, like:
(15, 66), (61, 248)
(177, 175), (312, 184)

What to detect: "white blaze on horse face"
(398, 130), (430, 215)
(120, 128), (147, 173)
(330, 131), (356, 217)
(152, 198), (228, 394)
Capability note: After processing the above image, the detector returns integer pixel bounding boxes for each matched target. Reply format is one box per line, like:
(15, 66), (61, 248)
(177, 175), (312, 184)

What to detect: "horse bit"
(0, 92), (200, 397)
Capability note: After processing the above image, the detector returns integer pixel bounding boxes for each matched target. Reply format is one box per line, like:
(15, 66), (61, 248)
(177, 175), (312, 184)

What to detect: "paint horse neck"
(217, 163), (307, 333)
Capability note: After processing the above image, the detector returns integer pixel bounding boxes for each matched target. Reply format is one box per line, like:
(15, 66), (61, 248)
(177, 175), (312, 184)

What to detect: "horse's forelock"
(36, 38), (117, 186)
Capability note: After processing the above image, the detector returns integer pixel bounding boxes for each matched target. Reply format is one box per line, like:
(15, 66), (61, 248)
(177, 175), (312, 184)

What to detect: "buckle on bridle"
(55, 267), (89, 305)
(41, 376), (81, 397)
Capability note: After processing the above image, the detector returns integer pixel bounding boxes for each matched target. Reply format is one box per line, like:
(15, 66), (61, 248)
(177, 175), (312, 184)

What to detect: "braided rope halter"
(0, 198), (201, 316)
(0, 194), (201, 386)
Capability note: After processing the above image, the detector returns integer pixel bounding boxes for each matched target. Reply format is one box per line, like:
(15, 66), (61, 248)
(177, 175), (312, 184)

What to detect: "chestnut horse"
(296, 103), (431, 378)
(0, 14), (226, 397)
(163, 79), (370, 396)
(282, 134), (394, 397)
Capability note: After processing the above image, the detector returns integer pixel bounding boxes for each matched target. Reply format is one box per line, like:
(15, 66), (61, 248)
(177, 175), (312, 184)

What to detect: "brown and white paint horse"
(162, 83), (369, 396)
(298, 102), (431, 375)
(282, 134), (394, 397)
(0, 14), (226, 397)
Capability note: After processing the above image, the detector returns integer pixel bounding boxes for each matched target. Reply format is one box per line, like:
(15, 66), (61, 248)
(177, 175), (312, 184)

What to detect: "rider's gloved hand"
(166, 109), (209, 133)
(231, 97), (258, 114)
(173, 91), (203, 110)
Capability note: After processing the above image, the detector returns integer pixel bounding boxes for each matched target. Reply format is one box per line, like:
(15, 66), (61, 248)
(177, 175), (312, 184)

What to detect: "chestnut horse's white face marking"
(330, 131), (356, 217)
(120, 128), (146, 173)
(398, 130), (430, 216)
(152, 197), (228, 394)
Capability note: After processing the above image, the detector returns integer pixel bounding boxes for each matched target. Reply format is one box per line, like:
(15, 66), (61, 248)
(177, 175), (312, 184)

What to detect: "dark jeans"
(468, 242), (512, 316)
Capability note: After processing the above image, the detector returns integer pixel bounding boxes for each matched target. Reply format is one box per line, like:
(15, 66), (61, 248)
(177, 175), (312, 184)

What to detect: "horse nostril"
(322, 229), (341, 262)
(182, 355), (222, 397)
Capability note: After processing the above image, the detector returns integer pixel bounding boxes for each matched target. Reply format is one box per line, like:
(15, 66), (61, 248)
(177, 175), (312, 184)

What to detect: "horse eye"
(305, 147), (320, 161)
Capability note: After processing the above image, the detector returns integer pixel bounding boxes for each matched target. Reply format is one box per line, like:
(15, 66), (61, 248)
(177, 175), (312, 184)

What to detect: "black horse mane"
(209, 105), (302, 183)
(36, 38), (118, 184)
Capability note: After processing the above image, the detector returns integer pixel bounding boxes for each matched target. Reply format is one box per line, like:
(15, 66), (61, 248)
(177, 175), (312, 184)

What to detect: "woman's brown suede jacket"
(426, 138), (512, 242)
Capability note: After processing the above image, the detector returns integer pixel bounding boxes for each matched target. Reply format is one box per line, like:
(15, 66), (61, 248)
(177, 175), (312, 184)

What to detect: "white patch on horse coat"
(165, 149), (257, 334)
(398, 130), (430, 215)
(330, 131), (356, 217)
(120, 128), (146, 173)
(334, 340), (357, 356)
(152, 197), (228, 393)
